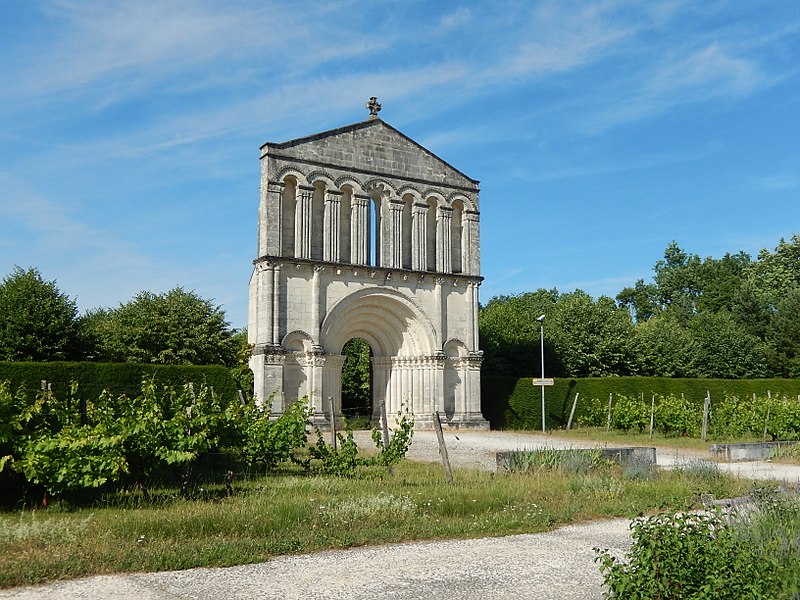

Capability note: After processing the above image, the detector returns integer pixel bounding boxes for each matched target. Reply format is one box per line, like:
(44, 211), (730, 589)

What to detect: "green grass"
(0, 459), (753, 589)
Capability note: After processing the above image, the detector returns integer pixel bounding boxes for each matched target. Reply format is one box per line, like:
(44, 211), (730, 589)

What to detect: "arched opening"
(369, 196), (381, 266)
(340, 337), (372, 424)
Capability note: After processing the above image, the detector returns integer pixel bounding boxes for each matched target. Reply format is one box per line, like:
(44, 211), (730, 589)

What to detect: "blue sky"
(1, 0), (798, 329)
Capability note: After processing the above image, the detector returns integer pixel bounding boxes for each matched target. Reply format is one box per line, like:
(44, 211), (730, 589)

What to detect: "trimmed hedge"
(482, 375), (800, 430)
(0, 362), (239, 402)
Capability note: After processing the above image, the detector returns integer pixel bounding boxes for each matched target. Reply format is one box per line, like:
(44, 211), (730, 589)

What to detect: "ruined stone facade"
(248, 107), (488, 429)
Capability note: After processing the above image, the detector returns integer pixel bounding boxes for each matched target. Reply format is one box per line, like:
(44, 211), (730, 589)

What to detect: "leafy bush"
(596, 511), (785, 599)
(484, 375), (800, 431)
(310, 414), (414, 477)
(1, 379), (314, 500)
(654, 394), (700, 437)
(610, 394), (649, 432)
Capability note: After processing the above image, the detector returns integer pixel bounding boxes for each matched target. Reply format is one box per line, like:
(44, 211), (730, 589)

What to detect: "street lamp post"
(536, 314), (546, 433)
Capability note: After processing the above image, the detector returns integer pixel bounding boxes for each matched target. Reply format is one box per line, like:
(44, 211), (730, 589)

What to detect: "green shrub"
(596, 511), (785, 599)
(610, 394), (649, 432)
(0, 361), (238, 405)
(483, 375), (800, 431)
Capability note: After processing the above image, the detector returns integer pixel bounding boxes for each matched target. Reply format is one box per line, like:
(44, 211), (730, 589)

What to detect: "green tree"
(745, 235), (800, 311)
(341, 338), (371, 416)
(636, 313), (698, 377)
(88, 287), (237, 366)
(766, 287), (800, 377)
(479, 289), (560, 376)
(616, 279), (660, 322)
(688, 312), (768, 378)
(0, 267), (81, 361)
(549, 291), (641, 377)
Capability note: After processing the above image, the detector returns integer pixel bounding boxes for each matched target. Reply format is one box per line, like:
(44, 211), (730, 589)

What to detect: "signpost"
(532, 378), (555, 386)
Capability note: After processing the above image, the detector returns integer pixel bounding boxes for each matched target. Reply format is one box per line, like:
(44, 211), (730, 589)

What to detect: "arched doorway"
(340, 337), (372, 425)
(320, 288), (439, 426)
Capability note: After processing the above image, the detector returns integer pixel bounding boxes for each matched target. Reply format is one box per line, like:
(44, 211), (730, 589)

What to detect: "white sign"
(532, 378), (555, 386)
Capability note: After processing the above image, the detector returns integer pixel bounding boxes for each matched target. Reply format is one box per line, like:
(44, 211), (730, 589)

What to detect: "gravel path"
(3, 430), (799, 599)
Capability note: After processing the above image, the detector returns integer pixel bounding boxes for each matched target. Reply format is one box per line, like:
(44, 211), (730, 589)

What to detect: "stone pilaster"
(295, 185), (314, 259)
(351, 194), (370, 265)
(323, 190), (342, 262)
(272, 263), (281, 345)
(261, 181), (285, 257)
(412, 202), (428, 271)
(388, 197), (404, 269)
(256, 261), (276, 346)
(464, 210), (480, 276)
(434, 276), (446, 348)
(311, 265), (324, 348)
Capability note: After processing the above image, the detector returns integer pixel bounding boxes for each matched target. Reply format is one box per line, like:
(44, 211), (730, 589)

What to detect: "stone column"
(371, 357), (391, 423)
(351, 194), (370, 265)
(412, 202), (428, 271)
(260, 350), (286, 414)
(257, 261), (275, 346)
(272, 263), (281, 345)
(436, 206), (453, 273)
(295, 185), (313, 259)
(388, 197), (404, 269)
(464, 210), (479, 275)
(320, 354), (346, 424)
(323, 190), (342, 262)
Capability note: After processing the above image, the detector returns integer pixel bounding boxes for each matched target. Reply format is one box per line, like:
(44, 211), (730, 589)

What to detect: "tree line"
(0, 267), (250, 384)
(2, 233), (798, 385)
(480, 234), (800, 379)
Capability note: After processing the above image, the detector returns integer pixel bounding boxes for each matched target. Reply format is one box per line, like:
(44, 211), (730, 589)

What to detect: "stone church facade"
(248, 101), (488, 429)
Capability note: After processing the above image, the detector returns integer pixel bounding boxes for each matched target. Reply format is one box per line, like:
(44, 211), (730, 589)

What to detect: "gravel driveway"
(3, 429), (799, 599)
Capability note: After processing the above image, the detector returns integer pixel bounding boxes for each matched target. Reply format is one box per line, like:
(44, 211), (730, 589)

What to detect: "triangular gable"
(261, 119), (479, 190)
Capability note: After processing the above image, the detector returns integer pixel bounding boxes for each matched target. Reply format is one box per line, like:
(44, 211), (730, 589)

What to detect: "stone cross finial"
(366, 96), (382, 118)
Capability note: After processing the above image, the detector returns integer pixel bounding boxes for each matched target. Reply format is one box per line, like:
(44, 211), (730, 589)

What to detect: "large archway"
(319, 288), (439, 425)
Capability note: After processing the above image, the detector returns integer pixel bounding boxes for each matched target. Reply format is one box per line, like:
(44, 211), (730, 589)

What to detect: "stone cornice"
(265, 153), (480, 194)
(252, 255), (483, 284)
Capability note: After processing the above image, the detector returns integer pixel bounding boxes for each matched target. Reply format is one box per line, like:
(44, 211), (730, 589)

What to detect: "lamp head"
(536, 314), (545, 323)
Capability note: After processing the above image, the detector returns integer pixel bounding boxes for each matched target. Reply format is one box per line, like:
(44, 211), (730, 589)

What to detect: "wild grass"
(0, 460), (752, 589)
(770, 443), (800, 465)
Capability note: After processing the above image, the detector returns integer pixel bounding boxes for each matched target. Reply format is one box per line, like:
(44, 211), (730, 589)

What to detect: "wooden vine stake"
(648, 394), (655, 439)
(606, 393), (613, 432)
(566, 393), (579, 431)
(433, 411), (453, 484)
(328, 397), (337, 451)
(380, 399), (393, 476)
(701, 391), (711, 441)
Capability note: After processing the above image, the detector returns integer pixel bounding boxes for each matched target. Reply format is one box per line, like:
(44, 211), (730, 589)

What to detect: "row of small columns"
(263, 181), (478, 274)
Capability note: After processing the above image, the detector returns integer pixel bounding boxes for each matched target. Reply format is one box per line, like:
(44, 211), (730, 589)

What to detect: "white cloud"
(441, 7), (472, 30)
